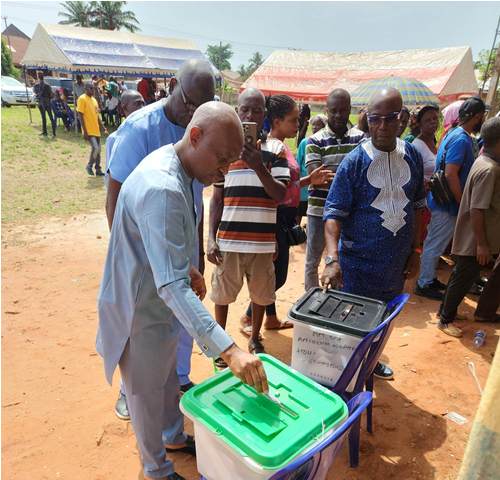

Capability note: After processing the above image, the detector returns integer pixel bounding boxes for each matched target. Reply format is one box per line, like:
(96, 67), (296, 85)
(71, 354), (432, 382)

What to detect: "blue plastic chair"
(268, 392), (373, 480)
(329, 293), (410, 467)
(199, 391), (373, 480)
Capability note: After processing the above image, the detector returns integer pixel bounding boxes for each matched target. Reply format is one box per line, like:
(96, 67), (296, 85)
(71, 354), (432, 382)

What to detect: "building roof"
(2, 24), (30, 40)
(2, 24), (31, 66)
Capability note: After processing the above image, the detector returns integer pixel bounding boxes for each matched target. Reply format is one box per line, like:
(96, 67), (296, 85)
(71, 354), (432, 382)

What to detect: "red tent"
(243, 46), (478, 105)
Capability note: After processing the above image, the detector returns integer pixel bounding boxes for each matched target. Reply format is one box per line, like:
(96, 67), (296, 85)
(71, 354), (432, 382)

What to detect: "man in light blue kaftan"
(97, 103), (268, 480)
(104, 60), (216, 421)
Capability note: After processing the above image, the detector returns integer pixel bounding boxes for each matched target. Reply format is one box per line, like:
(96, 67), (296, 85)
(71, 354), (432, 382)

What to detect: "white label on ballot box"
(291, 322), (362, 390)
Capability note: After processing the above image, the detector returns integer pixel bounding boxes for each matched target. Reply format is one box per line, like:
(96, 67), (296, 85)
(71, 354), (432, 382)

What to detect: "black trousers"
(440, 256), (481, 323)
(39, 103), (56, 135)
(476, 255), (500, 320)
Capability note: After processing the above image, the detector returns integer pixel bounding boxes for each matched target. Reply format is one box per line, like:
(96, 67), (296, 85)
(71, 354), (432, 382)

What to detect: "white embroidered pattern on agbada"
(364, 138), (411, 236)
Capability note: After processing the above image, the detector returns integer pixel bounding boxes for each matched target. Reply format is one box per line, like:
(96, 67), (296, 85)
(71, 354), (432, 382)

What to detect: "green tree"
(1, 38), (19, 78)
(475, 48), (497, 83)
(237, 64), (248, 79)
(58, 1), (93, 27)
(206, 42), (233, 71)
(90, 1), (139, 32)
(237, 51), (264, 80)
(58, 1), (139, 32)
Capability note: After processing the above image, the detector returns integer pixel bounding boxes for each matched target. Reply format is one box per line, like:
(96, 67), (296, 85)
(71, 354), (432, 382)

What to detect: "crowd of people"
(33, 73), (168, 139)
(33, 56), (497, 480)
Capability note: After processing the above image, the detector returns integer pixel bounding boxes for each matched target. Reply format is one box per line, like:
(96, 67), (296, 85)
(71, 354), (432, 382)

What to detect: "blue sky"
(2, 1), (499, 70)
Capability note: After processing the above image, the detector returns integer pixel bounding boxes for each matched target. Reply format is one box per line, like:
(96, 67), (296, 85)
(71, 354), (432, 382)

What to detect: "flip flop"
(165, 435), (196, 456)
(248, 339), (266, 354)
(214, 357), (228, 369)
(239, 316), (263, 340)
(264, 319), (294, 331)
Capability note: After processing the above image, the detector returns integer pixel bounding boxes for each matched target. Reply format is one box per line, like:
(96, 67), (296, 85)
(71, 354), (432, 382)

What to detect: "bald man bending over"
(105, 59), (216, 421)
(96, 102), (269, 480)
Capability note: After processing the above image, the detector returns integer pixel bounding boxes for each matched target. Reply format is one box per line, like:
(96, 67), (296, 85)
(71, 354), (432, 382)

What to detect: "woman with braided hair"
(240, 94), (332, 335)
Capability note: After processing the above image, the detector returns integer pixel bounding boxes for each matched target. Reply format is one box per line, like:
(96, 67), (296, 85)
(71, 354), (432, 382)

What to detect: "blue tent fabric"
(21, 24), (215, 78)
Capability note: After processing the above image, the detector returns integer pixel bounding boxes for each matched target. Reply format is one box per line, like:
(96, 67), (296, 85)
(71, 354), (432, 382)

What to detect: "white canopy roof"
(21, 23), (211, 77)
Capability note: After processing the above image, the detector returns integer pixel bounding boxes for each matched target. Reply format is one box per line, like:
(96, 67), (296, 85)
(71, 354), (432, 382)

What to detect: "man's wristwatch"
(324, 255), (339, 266)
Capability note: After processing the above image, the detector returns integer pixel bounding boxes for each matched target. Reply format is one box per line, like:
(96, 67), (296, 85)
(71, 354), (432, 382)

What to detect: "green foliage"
(58, 1), (139, 32)
(474, 48), (497, 83)
(1, 38), (20, 78)
(238, 51), (264, 80)
(58, 1), (93, 27)
(206, 43), (233, 71)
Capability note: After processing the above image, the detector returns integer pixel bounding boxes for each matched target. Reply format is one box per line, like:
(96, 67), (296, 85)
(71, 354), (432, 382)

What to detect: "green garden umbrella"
(351, 76), (439, 109)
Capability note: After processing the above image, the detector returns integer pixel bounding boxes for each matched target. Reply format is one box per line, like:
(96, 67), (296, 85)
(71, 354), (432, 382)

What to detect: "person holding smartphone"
(207, 88), (290, 356)
(241, 95), (333, 335)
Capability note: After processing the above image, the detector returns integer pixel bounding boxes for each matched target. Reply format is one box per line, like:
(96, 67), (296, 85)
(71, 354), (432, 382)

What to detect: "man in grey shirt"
(96, 102), (268, 480)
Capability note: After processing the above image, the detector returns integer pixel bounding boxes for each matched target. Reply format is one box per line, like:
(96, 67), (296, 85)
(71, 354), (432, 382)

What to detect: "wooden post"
(72, 72), (79, 132)
(23, 66), (32, 124)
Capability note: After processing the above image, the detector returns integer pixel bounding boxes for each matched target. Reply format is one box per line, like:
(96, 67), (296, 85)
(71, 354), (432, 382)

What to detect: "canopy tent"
(21, 23), (213, 78)
(242, 46), (478, 105)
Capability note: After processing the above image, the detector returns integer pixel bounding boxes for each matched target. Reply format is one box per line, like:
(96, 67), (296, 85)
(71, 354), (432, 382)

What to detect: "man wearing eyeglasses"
(103, 59), (215, 428)
(321, 88), (426, 380)
(304, 89), (365, 292)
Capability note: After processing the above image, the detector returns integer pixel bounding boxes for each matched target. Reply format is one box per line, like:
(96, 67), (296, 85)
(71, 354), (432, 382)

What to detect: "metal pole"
(23, 66), (32, 124)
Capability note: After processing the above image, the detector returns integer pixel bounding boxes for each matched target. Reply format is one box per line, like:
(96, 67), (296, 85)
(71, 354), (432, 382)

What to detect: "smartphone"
(242, 121), (257, 146)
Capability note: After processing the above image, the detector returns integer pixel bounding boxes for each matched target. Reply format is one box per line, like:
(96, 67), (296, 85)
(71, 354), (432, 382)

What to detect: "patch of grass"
(1, 107), (110, 224)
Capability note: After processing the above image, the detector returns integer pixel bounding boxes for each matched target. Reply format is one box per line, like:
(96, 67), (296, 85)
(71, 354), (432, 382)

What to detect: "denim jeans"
(417, 209), (457, 288)
(87, 136), (101, 171)
(305, 214), (325, 291)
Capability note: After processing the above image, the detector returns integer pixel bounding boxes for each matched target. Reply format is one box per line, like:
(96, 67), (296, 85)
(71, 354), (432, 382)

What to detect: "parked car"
(1, 76), (35, 106)
(123, 80), (139, 91)
(43, 77), (75, 104)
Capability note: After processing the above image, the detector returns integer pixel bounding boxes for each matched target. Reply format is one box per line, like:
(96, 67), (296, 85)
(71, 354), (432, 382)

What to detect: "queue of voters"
(87, 57), (500, 480)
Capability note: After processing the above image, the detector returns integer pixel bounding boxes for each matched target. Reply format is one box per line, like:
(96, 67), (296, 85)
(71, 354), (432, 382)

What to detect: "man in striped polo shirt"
(208, 88), (290, 355)
(305, 89), (365, 291)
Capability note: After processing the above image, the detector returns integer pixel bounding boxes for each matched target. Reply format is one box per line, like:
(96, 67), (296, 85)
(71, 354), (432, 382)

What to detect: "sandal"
(214, 357), (228, 369)
(248, 339), (266, 354)
(264, 316), (294, 331)
(165, 435), (196, 456)
(239, 315), (263, 340)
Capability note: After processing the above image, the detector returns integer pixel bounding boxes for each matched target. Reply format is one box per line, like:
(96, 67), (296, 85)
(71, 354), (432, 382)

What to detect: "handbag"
(283, 224), (307, 246)
(428, 132), (455, 207)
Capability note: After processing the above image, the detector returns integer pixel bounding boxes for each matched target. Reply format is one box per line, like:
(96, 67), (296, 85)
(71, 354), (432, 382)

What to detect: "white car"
(1, 76), (35, 106)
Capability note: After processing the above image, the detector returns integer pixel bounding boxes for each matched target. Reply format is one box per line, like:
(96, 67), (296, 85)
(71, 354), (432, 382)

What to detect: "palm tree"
(58, 1), (93, 27)
(90, 1), (140, 32)
(58, 1), (139, 32)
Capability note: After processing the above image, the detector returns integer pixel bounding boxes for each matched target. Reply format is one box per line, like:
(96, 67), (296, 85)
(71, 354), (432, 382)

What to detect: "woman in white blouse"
(411, 105), (440, 246)
(411, 105), (440, 185)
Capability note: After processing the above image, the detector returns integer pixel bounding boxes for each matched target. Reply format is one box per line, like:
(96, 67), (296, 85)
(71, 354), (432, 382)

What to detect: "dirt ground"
(2, 200), (499, 480)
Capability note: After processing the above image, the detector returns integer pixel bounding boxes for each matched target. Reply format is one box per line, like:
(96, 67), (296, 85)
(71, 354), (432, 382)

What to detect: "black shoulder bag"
(428, 133), (455, 207)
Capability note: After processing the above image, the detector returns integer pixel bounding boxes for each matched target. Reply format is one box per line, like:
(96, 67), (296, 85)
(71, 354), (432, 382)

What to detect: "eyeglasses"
(367, 111), (401, 125)
(177, 78), (198, 111)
